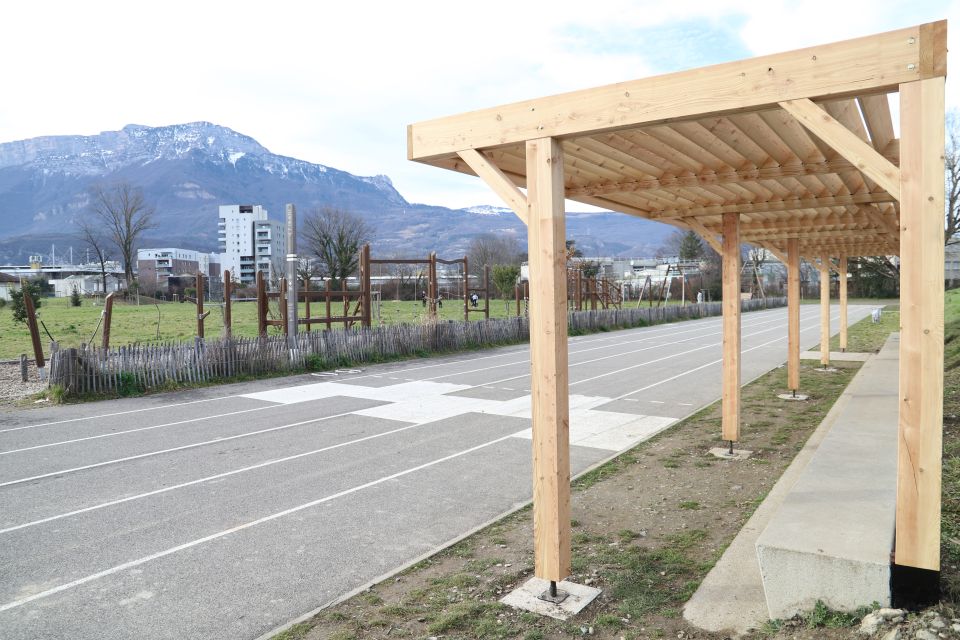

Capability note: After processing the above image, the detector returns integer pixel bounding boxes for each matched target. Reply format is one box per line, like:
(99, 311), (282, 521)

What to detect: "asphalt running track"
(0, 304), (874, 640)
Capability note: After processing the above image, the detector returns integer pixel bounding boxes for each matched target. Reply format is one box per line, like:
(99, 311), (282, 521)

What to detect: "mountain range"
(0, 122), (673, 264)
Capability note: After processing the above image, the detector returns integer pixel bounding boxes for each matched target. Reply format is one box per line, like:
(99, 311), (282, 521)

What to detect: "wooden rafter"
(647, 192), (896, 219)
(779, 98), (902, 200)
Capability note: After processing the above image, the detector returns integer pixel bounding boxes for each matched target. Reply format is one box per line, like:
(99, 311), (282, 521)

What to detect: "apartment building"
(218, 205), (286, 285)
(137, 248), (221, 293)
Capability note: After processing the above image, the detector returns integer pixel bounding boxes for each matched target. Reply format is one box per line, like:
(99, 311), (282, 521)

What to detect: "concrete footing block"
(709, 447), (753, 460)
(777, 392), (809, 401)
(500, 578), (601, 620)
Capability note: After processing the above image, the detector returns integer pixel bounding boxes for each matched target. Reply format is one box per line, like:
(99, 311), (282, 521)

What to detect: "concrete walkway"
(684, 334), (900, 635)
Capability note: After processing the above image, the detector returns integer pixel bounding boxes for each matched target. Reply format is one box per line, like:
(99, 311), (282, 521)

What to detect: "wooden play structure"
(568, 267), (622, 310)
(408, 20), (946, 596)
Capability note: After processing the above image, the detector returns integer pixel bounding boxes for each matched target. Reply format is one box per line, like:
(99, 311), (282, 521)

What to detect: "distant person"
(421, 291), (427, 307)
(470, 293), (479, 307)
(697, 290), (703, 304)
(437, 294), (443, 309)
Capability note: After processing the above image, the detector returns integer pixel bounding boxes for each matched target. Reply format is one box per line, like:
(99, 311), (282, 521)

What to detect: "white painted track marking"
(0, 419), (428, 535)
(0, 433), (516, 613)
(0, 410), (362, 489)
(0, 405), (277, 455)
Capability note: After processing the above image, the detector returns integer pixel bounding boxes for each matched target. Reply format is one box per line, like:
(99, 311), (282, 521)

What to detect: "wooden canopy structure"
(408, 21), (947, 588)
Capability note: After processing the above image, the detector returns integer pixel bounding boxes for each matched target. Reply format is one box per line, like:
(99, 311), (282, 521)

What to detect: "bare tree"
(87, 181), (155, 287)
(467, 233), (521, 275)
(78, 219), (113, 295)
(296, 257), (319, 287)
(946, 111), (960, 245)
(302, 207), (373, 288)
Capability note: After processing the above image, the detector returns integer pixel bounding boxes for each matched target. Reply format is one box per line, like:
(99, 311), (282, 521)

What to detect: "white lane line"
(0, 433), (515, 613)
(462, 309), (821, 390)
(0, 306), (797, 434)
(0, 409), (377, 489)
(566, 309), (823, 388)
(0, 396), (241, 435)
(0, 405), (277, 456)
(609, 312), (843, 402)
(0, 419), (428, 535)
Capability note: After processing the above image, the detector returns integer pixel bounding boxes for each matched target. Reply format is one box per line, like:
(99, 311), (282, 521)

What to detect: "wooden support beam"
(722, 212), (741, 443)
(686, 217), (722, 253)
(819, 255), (831, 366)
(101, 292), (114, 351)
(526, 137), (571, 582)
(457, 149), (529, 225)
(223, 270), (232, 338)
(649, 192), (895, 219)
(896, 77), (946, 572)
(409, 22), (945, 161)
(779, 98), (902, 200)
(787, 238), (801, 392)
(838, 256), (848, 351)
(761, 244), (789, 265)
(566, 156), (900, 198)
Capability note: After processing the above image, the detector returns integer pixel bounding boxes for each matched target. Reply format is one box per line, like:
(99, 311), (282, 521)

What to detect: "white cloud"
(2, 0), (955, 209)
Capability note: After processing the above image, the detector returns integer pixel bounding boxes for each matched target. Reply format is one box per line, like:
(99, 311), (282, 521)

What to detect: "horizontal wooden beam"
(780, 98), (902, 200)
(565, 156), (899, 198)
(457, 149), (529, 225)
(648, 192), (895, 219)
(409, 22), (944, 161)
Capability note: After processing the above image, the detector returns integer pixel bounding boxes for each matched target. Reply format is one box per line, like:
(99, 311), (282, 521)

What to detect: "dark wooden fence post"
(483, 264), (490, 320)
(23, 285), (45, 379)
(196, 272), (205, 339)
(361, 243), (372, 328)
(223, 270), (232, 338)
(256, 271), (267, 337)
(463, 255), (470, 322)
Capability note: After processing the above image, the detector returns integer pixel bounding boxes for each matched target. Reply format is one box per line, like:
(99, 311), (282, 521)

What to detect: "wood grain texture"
(896, 77), (945, 571)
(526, 137), (571, 582)
(787, 238), (801, 391)
(721, 212), (741, 442)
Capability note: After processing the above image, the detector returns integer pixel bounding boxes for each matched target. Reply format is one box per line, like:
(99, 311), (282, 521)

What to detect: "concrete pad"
(511, 413), (675, 452)
(777, 393), (809, 401)
(500, 577), (601, 620)
(756, 334), (899, 619)
(813, 366), (840, 373)
(446, 386), (531, 401)
(709, 447), (753, 460)
(801, 351), (871, 362)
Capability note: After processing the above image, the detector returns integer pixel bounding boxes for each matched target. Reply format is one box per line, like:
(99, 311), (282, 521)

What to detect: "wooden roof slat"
(858, 94), (897, 152)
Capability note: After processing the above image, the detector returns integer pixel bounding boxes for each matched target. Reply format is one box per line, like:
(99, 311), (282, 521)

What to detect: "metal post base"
(537, 581), (569, 604)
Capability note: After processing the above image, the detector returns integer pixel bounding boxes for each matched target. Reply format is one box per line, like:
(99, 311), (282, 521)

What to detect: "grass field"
(0, 293), (722, 361)
(0, 295), (528, 360)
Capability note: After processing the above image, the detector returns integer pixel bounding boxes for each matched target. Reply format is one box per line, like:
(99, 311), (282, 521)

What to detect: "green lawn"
(0, 295), (528, 360)
(1, 292), (717, 361)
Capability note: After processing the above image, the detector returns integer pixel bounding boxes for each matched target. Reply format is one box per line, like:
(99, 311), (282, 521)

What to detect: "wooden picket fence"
(47, 297), (785, 397)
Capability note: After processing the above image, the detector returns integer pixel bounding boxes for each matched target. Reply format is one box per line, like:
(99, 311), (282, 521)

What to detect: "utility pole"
(285, 204), (298, 349)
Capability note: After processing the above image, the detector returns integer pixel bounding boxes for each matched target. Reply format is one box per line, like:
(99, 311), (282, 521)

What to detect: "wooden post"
(896, 76), (945, 572)
(256, 271), (267, 337)
(575, 269), (582, 310)
(325, 279), (332, 330)
(838, 255), (848, 352)
(428, 252), (438, 318)
(223, 270), (232, 338)
(279, 277), (288, 336)
(721, 212), (740, 444)
(361, 243), (372, 328)
(819, 256), (830, 366)
(483, 264), (490, 320)
(463, 256), (470, 322)
(101, 292), (115, 351)
(20, 354), (28, 382)
(525, 137), (570, 583)
(196, 272), (205, 340)
(303, 277), (311, 333)
(787, 238), (801, 393)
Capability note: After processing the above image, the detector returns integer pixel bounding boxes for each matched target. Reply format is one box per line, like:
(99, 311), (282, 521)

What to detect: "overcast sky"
(3, 1), (957, 210)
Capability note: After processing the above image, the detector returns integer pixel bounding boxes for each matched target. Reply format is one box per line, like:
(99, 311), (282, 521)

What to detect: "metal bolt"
(908, 63), (917, 71)
(908, 37), (916, 45)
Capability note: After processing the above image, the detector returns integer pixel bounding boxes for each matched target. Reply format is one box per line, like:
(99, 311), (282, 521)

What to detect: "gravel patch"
(0, 361), (48, 406)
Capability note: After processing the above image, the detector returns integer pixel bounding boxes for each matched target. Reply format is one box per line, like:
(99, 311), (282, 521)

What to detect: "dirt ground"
(275, 357), (899, 640)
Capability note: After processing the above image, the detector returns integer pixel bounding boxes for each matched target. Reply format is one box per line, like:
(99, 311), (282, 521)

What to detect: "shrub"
(10, 282), (42, 323)
(70, 286), (82, 307)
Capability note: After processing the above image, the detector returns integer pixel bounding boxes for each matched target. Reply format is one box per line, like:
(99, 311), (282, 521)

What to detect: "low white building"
(53, 274), (122, 297)
(0, 273), (18, 301)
